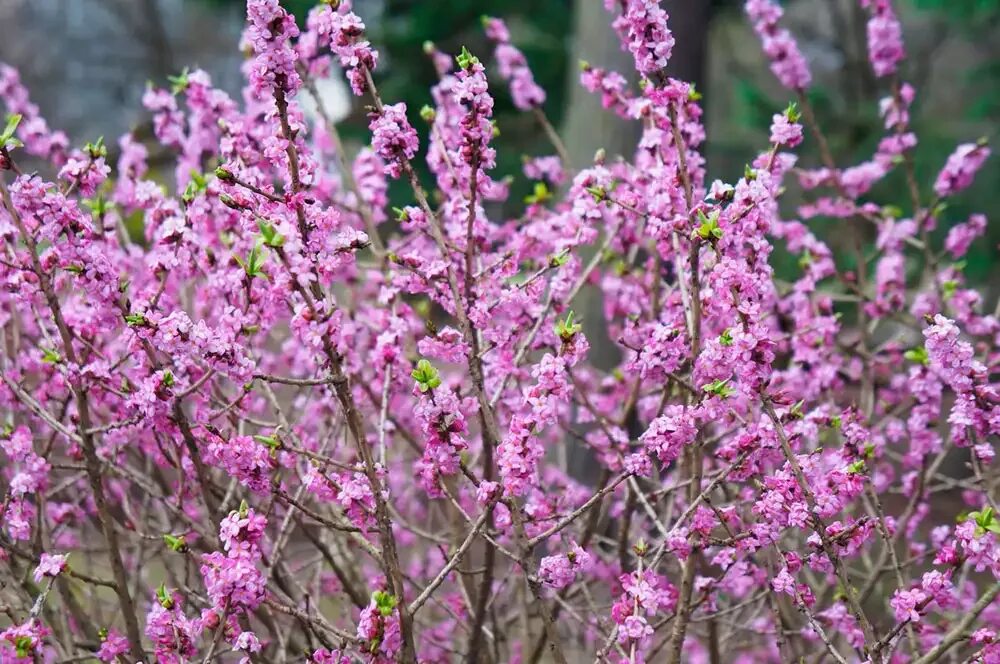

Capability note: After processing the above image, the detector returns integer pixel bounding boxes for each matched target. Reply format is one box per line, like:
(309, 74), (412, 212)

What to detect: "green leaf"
(161, 371), (174, 388)
(881, 204), (903, 219)
(168, 67), (190, 95)
(548, 250), (569, 268)
(156, 583), (174, 609)
(253, 434), (280, 448)
(554, 310), (582, 341)
(182, 170), (209, 204)
(84, 136), (106, 159)
(14, 635), (33, 658)
(219, 193), (243, 210)
(125, 313), (148, 327)
(904, 346), (929, 366)
(1, 113), (22, 145)
(524, 182), (552, 206)
(719, 328), (734, 347)
(694, 209), (722, 241)
(257, 218), (285, 248)
(783, 101), (801, 123)
(214, 166), (236, 183)
(163, 534), (187, 552)
(82, 195), (113, 218)
(942, 279), (959, 300)
(702, 378), (735, 398)
(373, 590), (398, 617)
(41, 348), (61, 364)
(456, 46), (480, 70)
(585, 185), (607, 203)
(254, 433), (282, 458)
(846, 459), (866, 474)
(237, 243), (269, 280)
(411, 358), (442, 392)
(969, 507), (998, 538)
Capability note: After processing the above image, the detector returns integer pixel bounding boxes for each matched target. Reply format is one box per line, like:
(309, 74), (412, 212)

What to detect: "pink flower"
(32, 553), (67, 583)
(245, 0), (301, 96)
(0, 620), (47, 662)
(538, 542), (592, 589)
(934, 142), (991, 198)
(924, 315), (983, 394)
(769, 112), (803, 147)
(484, 17), (546, 110)
(357, 594), (402, 662)
(96, 629), (129, 663)
(944, 213), (987, 258)
(200, 551), (266, 613)
(312, 648), (350, 664)
(640, 406), (698, 465)
(611, 0), (675, 77)
(369, 103), (419, 178)
(311, 7), (379, 95)
(862, 0), (905, 77)
(890, 587), (927, 623)
(620, 614), (653, 643)
(745, 0), (812, 90)
(204, 434), (274, 495)
(771, 567), (796, 595)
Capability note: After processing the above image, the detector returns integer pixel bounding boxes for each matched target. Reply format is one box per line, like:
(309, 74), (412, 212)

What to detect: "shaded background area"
(1, 0), (997, 285)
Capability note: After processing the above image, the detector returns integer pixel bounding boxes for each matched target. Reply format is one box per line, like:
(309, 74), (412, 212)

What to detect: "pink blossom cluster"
(538, 540), (593, 589)
(861, 0), (906, 78)
(745, 0), (812, 90)
(245, 0), (301, 96)
(302, 1), (378, 96)
(0, 1), (997, 663)
(610, 0), (675, 77)
(369, 102), (419, 178)
(483, 17), (546, 111)
(934, 141), (992, 198)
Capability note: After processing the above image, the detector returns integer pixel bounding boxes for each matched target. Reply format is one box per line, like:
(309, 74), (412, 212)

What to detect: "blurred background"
(1, 0), (997, 285)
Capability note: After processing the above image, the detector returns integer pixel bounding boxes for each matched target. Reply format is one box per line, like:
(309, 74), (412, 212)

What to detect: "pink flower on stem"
(32, 553), (67, 583)
(745, 0), (812, 90)
(862, 0), (905, 77)
(933, 141), (991, 198)
(369, 103), (419, 178)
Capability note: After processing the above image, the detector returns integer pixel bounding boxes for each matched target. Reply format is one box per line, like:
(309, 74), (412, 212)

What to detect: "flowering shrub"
(0, 0), (996, 662)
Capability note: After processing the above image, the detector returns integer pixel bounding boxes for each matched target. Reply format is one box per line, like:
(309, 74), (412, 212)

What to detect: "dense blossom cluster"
(369, 102), (419, 178)
(0, 0), (996, 662)
(611, 0), (675, 77)
(745, 0), (812, 90)
(861, 0), (906, 78)
(483, 17), (546, 111)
